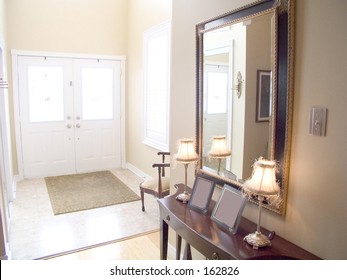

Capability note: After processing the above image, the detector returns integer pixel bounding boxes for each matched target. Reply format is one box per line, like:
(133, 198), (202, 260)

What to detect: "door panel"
(18, 56), (75, 178)
(73, 59), (121, 173)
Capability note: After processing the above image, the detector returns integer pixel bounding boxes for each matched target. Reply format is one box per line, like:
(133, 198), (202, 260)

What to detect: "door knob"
(76, 124), (81, 128)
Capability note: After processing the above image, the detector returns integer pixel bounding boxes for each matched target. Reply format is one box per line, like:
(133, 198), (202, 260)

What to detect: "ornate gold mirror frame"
(195, 0), (295, 215)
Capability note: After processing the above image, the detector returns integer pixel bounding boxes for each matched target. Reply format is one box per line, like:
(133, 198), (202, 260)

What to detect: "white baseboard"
(125, 163), (151, 181)
(11, 175), (20, 200)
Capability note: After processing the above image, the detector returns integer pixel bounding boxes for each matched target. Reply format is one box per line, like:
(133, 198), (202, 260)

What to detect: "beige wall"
(171, 0), (347, 259)
(6, 0), (128, 55)
(126, 0), (172, 177)
(286, 0), (347, 259)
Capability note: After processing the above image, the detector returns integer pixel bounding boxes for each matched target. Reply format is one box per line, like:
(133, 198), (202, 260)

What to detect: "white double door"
(18, 56), (122, 178)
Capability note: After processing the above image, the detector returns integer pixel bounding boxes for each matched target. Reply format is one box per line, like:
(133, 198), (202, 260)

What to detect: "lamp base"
(176, 191), (190, 203)
(244, 231), (271, 249)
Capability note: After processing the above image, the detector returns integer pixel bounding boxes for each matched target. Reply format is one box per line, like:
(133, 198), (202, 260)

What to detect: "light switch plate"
(309, 107), (327, 136)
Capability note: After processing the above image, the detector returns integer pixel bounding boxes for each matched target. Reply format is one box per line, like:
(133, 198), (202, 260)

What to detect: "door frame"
(0, 40), (10, 259)
(11, 50), (126, 180)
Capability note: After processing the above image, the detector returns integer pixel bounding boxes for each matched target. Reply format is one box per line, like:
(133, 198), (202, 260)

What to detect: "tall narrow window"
(143, 21), (171, 151)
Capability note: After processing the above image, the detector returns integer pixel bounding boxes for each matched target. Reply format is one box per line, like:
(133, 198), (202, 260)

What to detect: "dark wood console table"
(158, 184), (320, 260)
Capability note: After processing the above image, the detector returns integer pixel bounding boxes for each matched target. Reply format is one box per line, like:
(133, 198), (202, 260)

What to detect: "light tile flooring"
(9, 169), (160, 260)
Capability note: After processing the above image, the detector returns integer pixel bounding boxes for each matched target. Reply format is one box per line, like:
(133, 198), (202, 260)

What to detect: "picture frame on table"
(211, 184), (247, 234)
(188, 174), (215, 214)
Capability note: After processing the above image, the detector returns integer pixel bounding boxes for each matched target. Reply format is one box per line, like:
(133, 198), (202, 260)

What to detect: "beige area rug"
(45, 171), (140, 215)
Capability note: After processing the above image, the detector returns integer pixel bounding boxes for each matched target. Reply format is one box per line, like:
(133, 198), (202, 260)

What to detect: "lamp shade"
(208, 135), (231, 158)
(175, 139), (199, 164)
(243, 158), (279, 196)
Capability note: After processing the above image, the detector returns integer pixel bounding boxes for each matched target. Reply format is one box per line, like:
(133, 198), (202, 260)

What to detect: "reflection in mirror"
(202, 12), (275, 183)
(196, 0), (295, 216)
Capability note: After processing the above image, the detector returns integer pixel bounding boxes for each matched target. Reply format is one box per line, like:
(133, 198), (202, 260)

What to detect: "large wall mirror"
(195, 0), (294, 215)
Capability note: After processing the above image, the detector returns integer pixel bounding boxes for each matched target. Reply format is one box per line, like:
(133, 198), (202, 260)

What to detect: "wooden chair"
(140, 152), (170, 212)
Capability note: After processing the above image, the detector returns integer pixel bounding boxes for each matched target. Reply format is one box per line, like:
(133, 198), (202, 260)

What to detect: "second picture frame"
(211, 184), (247, 234)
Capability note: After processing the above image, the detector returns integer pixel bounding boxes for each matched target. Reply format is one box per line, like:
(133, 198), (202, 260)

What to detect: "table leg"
(183, 243), (192, 260)
(176, 234), (182, 260)
(160, 218), (168, 260)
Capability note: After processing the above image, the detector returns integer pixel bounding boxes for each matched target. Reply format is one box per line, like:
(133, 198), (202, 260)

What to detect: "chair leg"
(140, 189), (145, 212)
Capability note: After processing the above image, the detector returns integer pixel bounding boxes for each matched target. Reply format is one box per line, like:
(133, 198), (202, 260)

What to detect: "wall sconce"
(233, 71), (243, 99)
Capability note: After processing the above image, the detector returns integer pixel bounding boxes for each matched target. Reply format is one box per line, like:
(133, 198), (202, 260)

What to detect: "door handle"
(66, 124), (72, 128)
(76, 124), (81, 128)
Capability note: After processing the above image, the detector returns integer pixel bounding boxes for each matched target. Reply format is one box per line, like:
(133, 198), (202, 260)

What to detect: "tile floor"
(8, 168), (160, 260)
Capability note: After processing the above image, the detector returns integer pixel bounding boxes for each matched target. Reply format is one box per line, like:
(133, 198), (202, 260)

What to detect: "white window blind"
(143, 21), (171, 151)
